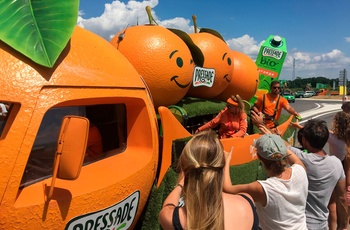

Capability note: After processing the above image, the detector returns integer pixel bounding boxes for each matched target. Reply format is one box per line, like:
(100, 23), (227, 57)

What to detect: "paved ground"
(313, 95), (346, 100)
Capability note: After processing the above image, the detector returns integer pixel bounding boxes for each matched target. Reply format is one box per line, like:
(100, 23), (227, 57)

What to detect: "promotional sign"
(250, 35), (287, 104)
(65, 191), (140, 230)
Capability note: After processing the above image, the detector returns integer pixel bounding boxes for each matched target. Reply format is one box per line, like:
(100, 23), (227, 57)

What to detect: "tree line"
(282, 76), (347, 91)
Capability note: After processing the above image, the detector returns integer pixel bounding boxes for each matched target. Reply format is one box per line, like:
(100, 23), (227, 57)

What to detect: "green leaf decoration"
(168, 28), (204, 67)
(0, 0), (79, 67)
(199, 28), (225, 42)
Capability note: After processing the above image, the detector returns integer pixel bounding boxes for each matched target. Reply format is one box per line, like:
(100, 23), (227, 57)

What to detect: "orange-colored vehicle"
(0, 26), (160, 229)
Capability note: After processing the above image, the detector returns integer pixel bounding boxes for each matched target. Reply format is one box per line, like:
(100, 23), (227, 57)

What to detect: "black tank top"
(172, 206), (183, 230)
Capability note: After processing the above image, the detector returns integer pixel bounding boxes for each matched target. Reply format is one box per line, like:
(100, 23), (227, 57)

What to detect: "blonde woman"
(159, 130), (259, 229)
(196, 95), (247, 138)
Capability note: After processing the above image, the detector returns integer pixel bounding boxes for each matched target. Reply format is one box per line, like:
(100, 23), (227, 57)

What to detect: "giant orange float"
(186, 15), (234, 99)
(110, 7), (195, 108)
(216, 50), (259, 101)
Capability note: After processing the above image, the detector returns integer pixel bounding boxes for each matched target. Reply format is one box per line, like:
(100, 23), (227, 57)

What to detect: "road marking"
(299, 109), (342, 124)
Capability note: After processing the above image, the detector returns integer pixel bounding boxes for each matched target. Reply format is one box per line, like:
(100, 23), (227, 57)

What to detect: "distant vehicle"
(309, 91), (317, 96)
(281, 91), (295, 103)
(303, 91), (314, 98)
(294, 91), (305, 98)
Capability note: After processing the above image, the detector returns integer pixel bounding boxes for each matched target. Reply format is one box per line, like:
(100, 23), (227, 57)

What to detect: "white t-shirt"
(328, 132), (347, 161)
(256, 164), (308, 230)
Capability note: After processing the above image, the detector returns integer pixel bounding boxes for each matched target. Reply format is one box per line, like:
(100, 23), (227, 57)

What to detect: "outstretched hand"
(290, 120), (303, 129)
(224, 147), (234, 168)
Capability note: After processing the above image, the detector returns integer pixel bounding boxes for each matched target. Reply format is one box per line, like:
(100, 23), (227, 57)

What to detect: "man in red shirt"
(253, 81), (300, 129)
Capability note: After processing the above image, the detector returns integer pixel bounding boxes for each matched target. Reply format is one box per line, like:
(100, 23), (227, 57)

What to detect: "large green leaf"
(0, 0), (79, 67)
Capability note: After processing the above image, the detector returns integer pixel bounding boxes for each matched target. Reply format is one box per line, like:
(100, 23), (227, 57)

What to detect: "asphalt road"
(282, 97), (344, 152)
(284, 97), (343, 127)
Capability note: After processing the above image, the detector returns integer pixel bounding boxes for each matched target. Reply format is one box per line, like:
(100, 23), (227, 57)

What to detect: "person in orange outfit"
(196, 94), (247, 138)
(253, 81), (300, 130)
(85, 124), (104, 162)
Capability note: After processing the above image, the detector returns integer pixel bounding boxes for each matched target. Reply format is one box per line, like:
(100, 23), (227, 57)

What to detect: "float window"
(0, 102), (13, 137)
(20, 104), (127, 188)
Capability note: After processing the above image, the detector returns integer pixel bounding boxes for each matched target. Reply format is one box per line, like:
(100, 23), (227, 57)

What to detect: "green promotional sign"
(250, 35), (287, 104)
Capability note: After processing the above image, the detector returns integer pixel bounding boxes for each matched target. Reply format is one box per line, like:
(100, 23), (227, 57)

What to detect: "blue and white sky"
(78, 0), (350, 81)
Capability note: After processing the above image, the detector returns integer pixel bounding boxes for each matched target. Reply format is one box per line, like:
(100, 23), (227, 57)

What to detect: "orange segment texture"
(216, 50), (259, 101)
(186, 32), (233, 99)
(110, 25), (194, 108)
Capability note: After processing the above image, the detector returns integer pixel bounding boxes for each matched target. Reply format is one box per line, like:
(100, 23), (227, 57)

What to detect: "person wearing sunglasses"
(195, 94), (247, 138)
(253, 81), (300, 131)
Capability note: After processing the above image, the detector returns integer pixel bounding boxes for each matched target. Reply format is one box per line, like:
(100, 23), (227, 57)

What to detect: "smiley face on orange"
(110, 25), (194, 108)
(216, 50), (259, 101)
(186, 31), (233, 99)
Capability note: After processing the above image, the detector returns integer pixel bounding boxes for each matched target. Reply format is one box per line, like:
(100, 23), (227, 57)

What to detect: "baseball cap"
(226, 97), (238, 106)
(255, 134), (287, 161)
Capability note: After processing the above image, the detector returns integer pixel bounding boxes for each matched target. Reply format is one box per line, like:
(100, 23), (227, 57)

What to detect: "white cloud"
(78, 0), (159, 40)
(226, 34), (262, 58)
(158, 17), (193, 34)
(345, 37), (350, 43)
(281, 49), (350, 79)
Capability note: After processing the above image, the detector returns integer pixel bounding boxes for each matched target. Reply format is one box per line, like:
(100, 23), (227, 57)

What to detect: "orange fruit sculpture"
(110, 25), (194, 108)
(186, 31), (233, 99)
(216, 50), (259, 101)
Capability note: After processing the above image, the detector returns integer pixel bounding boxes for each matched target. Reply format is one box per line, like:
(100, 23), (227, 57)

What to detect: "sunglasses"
(273, 86), (281, 89)
(227, 104), (238, 109)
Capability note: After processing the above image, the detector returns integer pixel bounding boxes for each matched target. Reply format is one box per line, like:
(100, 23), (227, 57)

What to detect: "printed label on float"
(65, 191), (140, 230)
(262, 47), (283, 60)
(192, 66), (215, 87)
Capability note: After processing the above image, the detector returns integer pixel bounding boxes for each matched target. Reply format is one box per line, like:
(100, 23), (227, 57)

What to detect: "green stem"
(146, 6), (153, 25)
(192, 15), (198, 33)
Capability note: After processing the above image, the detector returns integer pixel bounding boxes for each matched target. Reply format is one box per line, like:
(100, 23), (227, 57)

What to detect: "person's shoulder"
(291, 163), (307, 174)
(280, 95), (288, 102)
(327, 154), (343, 164)
(289, 146), (305, 155)
(224, 192), (253, 204)
(223, 193), (255, 213)
(223, 193), (255, 229)
(278, 95), (288, 104)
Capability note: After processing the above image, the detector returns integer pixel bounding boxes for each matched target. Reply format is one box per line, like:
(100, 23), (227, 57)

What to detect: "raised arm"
(196, 112), (221, 133)
(285, 104), (300, 118)
(223, 148), (266, 205)
(286, 148), (306, 170)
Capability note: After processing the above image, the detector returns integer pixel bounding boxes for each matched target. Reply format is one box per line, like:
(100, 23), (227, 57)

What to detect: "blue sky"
(78, 0), (350, 81)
